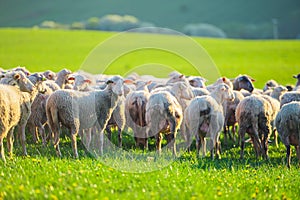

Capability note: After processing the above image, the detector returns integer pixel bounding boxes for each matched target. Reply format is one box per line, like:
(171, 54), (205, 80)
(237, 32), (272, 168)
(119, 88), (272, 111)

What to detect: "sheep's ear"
(106, 80), (114, 84)
(146, 80), (152, 85)
(14, 73), (21, 80)
(189, 80), (195, 85)
(48, 74), (52, 79)
(124, 79), (134, 84)
(84, 79), (92, 84)
(222, 77), (227, 82)
(250, 78), (256, 82)
(179, 74), (184, 79)
(0, 74), (5, 79)
(293, 75), (297, 79)
(68, 77), (75, 81)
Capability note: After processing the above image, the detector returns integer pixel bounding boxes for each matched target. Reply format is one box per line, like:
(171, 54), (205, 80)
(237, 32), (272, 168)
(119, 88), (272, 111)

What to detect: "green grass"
(0, 28), (300, 88)
(0, 28), (300, 199)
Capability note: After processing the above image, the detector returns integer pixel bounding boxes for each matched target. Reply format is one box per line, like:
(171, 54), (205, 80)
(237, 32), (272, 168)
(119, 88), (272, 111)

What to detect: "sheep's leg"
(19, 123), (28, 156)
(210, 137), (215, 160)
(7, 129), (14, 157)
(106, 126), (112, 142)
(286, 144), (291, 168)
(251, 136), (260, 159)
(53, 129), (61, 157)
(70, 127), (79, 159)
(86, 128), (92, 150)
(0, 136), (6, 162)
(195, 134), (201, 157)
(169, 117), (177, 156)
(117, 127), (122, 148)
(185, 125), (191, 152)
(99, 131), (104, 156)
(201, 137), (206, 158)
(215, 134), (221, 159)
(232, 125), (237, 143)
(296, 145), (300, 167)
(37, 123), (46, 146)
(156, 133), (163, 155)
(262, 132), (270, 160)
(239, 127), (245, 159)
(223, 125), (228, 146)
(273, 129), (278, 148)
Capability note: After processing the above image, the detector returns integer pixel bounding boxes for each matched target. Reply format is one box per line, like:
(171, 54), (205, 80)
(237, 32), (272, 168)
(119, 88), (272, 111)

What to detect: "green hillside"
(0, 0), (299, 38)
(0, 28), (299, 88)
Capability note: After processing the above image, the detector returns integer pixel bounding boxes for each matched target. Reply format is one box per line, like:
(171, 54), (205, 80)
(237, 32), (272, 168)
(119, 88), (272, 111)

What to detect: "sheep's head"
(107, 76), (133, 96)
(0, 71), (35, 93)
(219, 83), (235, 102)
(188, 76), (207, 88)
(234, 75), (255, 92)
(176, 81), (194, 100)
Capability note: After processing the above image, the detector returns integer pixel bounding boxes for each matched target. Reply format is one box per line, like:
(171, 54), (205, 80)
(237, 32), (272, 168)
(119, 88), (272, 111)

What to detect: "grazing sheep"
(184, 83), (234, 158)
(275, 101), (300, 168)
(223, 90), (244, 145)
(0, 71), (35, 162)
(146, 91), (183, 155)
(46, 76), (129, 158)
(236, 95), (273, 159)
(232, 75), (255, 92)
(125, 90), (150, 149)
(263, 79), (278, 92)
(280, 91), (300, 108)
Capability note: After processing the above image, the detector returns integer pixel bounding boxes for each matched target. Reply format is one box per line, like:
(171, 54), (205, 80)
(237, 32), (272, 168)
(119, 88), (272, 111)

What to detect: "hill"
(0, 0), (300, 38)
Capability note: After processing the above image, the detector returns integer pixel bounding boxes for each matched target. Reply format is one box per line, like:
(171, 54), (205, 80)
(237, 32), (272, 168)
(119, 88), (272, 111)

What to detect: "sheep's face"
(221, 84), (234, 102)
(0, 71), (35, 92)
(188, 77), (206, 88)
(236, 76), (254, 92)
(179, 82), (194, 100)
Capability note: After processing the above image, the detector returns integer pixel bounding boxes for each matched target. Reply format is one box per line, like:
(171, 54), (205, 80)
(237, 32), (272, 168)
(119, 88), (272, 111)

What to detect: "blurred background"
(0, 0), (299, 39)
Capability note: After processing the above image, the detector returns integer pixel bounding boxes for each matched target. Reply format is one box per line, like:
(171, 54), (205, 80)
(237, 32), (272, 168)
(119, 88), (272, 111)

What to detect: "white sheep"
(280, 91), (300, 108)
(275, 101), (300, 168)
(46, 76), (129, 158)
(184, 83), (234, 158)
(236, 95), (273, 159)
(146, 91), (183, 155)
(0, 71), (35, 162)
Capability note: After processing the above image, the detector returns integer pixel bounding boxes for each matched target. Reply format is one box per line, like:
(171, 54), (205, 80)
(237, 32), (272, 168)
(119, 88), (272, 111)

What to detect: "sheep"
(187, 76), (207, 88)
(280, 91), (300, 108)
(125, 89), (150, 149)
(235, 95), (273, 160)
(46, 76), (130, 158)
(261, 95), (280, 147)
(206, 77), (233, 92)
(12, 66), (31, 76)
(184, 83), (234, 158)
(293, 73), (300, 88)
(0, 71), (35, 162)
(71, 74), (126, 148)
(263, 79), (278, 92)
(223, 90), (244, 146)
(56, 68), (72, 88)
(270, 85), (288, 101)
(192, 87), (210, 97)
(146, 91), (183, 156)
(232, 74), (255, 92)
(43, 70), (57, 80)
(27, 93), (49, 145)
(275, 101), (300, 168)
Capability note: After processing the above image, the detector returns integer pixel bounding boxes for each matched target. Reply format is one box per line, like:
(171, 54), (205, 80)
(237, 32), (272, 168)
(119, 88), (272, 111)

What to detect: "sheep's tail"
(137, 97), (144, 127)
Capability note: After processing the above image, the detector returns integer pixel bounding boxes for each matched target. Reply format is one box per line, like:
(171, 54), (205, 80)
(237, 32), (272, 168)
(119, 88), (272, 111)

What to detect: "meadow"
(0, 28), (300, 199)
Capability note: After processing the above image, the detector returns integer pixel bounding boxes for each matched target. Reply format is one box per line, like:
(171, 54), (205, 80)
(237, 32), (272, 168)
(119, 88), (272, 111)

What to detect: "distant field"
(0, 28), (299, 88)
(0, 28), (300, 199)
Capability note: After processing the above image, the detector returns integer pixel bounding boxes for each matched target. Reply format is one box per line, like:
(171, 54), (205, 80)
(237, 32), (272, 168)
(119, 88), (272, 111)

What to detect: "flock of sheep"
(0, 67), (300, 168)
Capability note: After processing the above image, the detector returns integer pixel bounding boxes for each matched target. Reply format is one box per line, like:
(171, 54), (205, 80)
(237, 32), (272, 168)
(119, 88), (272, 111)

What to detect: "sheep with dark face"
(275, 101), (300, 168)
(0, 71), (35, 162)
(263, 79), (278, 92)
(232, 75), (255, 93)
(46, 76), (128, 158)
(236, 95), (273, 160)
